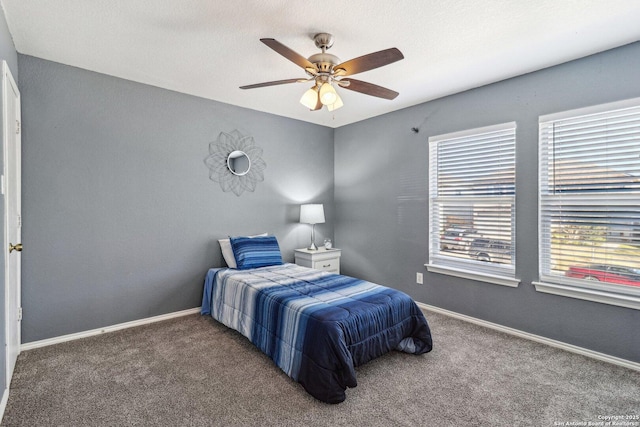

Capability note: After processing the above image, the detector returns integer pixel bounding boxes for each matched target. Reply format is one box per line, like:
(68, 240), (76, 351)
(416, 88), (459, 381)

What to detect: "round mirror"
(227, 150), (251, 176)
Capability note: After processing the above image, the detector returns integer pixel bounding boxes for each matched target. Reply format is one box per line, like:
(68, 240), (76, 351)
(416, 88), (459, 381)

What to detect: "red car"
(565, 264), (640, 288)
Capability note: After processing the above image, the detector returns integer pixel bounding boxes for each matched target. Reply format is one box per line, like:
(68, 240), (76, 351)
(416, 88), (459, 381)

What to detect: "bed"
(201, 235), (433, 403)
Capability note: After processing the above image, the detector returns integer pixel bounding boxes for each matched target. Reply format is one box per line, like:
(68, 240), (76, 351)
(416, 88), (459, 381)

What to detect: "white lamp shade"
(300, 204), (325, 224)
(319, 83), (338, 105)
(327, 93), (344, 111)
(300, 87), (318, 109)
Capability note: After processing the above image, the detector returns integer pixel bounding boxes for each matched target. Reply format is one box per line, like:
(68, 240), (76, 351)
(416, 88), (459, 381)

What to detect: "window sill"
(533, 281), (640, 311)
(425, 264), (520, 288)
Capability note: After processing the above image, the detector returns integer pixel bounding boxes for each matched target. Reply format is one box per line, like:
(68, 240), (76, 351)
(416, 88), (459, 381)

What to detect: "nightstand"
(294, 248), (341, 274)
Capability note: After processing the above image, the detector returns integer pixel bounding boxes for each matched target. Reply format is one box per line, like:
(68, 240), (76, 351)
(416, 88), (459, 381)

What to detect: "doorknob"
(9, 243), (22, 253)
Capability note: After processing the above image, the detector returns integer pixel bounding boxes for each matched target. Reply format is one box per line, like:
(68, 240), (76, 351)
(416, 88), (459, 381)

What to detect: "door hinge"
(16, 120), (20, 135)
(17, 307), (22, 321)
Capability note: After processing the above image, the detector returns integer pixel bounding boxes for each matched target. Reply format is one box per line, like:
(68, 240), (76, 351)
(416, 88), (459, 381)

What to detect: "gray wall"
(18, 55), (334, 343)
(335, 41), (640, 362)
(0, 2), (17, 396)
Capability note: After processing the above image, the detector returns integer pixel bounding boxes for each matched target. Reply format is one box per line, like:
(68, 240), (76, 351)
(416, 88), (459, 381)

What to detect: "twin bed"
(201, 235), (433, 403)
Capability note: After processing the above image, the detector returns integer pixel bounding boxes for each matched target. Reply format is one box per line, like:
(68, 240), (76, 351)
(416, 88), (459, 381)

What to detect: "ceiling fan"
(240, 33), (404, 111)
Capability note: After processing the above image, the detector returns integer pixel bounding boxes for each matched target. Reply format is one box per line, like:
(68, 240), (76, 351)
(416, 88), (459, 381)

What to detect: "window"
(537, 98), (640, 310)
(427, 122), (518, 286)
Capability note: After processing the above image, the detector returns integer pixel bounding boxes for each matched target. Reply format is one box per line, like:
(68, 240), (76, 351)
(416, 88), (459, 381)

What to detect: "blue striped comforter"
(201, 263), (432, 403)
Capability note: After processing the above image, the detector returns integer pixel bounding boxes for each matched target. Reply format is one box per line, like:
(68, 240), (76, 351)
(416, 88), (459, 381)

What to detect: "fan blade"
(334, 48), (404, 76)
(240, 78), (301, 90)
(340, 78), (399, 100)
(261, 38), (315, 70)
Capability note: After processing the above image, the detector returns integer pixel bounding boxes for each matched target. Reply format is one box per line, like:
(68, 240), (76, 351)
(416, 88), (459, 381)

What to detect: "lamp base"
(308, 223), (318, 251)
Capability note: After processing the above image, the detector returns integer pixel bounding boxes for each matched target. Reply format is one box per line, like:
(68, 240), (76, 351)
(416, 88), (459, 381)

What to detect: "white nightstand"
(294, 248), (341, 274)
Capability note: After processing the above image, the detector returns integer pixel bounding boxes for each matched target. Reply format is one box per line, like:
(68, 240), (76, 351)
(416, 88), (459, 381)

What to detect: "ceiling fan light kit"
(240, 33), (403, 112)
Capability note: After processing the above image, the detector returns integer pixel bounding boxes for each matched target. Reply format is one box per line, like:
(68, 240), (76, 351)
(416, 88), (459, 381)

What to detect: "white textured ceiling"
(2, 1), (640, 128)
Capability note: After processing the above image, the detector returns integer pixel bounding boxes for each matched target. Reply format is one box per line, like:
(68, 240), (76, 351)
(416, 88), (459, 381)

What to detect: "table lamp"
(300, 204), (325, 250)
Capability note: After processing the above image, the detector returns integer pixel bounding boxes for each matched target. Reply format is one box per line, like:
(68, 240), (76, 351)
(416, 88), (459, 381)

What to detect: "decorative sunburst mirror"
(204, 130), (266, 196)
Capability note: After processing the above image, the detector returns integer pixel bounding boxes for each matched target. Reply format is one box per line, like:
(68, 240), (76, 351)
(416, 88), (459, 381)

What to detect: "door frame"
(2, 59), (21, 388)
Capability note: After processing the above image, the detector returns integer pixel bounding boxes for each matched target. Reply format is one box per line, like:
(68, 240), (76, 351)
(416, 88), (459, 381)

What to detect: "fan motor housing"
(308, 52), (340, 73)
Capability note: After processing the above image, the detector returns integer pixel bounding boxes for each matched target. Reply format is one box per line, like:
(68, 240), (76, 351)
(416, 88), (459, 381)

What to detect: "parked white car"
(440, 228), (477, 251)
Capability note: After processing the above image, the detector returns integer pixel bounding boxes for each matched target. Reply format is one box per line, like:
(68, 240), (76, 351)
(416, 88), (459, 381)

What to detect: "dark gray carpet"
(2, 311), (639, 426)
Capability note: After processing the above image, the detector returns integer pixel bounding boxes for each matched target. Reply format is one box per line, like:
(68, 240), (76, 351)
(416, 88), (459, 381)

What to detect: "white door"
(3, 60), (21, 383)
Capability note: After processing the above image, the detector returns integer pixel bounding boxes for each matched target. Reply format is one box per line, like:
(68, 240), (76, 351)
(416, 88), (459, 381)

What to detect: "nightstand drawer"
(294, 248), (342, 274)
(313, 258), (340, 273)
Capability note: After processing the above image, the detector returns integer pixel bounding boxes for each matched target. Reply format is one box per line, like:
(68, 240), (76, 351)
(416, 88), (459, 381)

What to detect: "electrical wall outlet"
(416, 272), (423, 285)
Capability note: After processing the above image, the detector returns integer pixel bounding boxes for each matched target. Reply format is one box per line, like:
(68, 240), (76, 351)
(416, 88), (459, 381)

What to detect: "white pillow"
(219, 233), (268, 268)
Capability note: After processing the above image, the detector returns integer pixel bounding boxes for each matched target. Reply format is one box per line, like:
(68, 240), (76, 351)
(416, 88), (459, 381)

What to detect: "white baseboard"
(417, 302), (640, 372)
(21, 307), (201, 352)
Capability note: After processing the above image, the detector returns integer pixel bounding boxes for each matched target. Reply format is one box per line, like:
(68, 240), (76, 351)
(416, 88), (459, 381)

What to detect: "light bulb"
(319, 82), (337, 105)
(300, 87), (319, 109)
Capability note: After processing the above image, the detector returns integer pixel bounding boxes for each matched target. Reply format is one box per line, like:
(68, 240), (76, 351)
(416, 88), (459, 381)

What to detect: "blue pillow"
(230, 235), (283, 270)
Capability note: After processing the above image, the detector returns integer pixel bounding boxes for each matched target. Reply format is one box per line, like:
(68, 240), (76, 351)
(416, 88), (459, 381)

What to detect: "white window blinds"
(429, 122), (516, 279)
(539, 98), (640, 297)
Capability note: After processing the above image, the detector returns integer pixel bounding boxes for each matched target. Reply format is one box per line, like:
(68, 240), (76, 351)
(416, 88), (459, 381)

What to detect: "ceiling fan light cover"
(319, 82), (338, 105)
(327, 94), (344, 111)
(300, 87), (319, 109)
